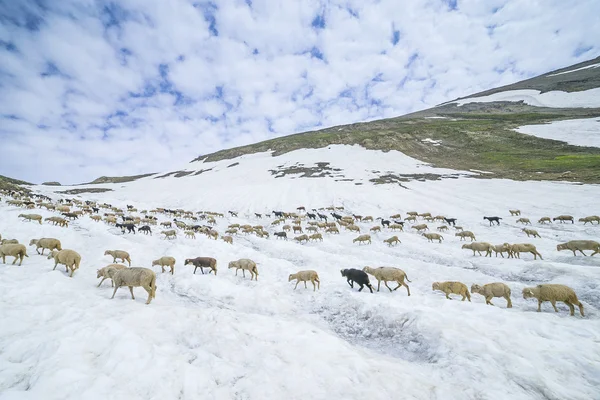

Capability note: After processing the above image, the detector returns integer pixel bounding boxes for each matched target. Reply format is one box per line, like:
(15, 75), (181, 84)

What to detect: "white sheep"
(522, 284), (584, 316)
(432, 281), (470, 301)
(422, 232), (443, 243)
(152, 256), (176, 274)
(521, 228), (541, 238)
(470, 283), (512, 308)
(97, 264), (127, 287)
(108, 267), (157, 305)
(556, 240), (600, 256)
(18, 213), (42, 224)
(104, 250), (132, 266)
(461, 242), (493, 257)
(0, 243), (29, 266)
(508, 243), (543, 260)
(29, 238), (62, 255)
(352, 234), (371, 245)
(288, 270), (320, 291)
(362, 266), (411, 295)
(492, 243), (511, 258)
(228, 258), (258, 280)
(47, 249), (81, 277)
(455, 231), (476, 241)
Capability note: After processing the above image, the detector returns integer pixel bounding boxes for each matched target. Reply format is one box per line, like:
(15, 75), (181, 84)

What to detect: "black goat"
(393, 220), (405, 226)
(317, 213), (328, 222)
(255, 213), (262, 218)
(139, 225), (152, 235)
(122, 216), (134, 221)
(273, 211), (284, 218)
(331, 213), (343, 221)
(229, 211), (238, 217)
(116, 223), (136, 234)
(274, 232), (287, 240)
(307, 213), (317, 220)
(92, 207), (99, 213)
(341, 269), (374, 293)
(380, 219), (391, 227)
(444, 218), (457, 226)
(483, 216), (502, 226)
(127, 205), (134, 210)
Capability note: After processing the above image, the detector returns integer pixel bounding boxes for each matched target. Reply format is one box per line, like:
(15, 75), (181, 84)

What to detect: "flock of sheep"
(0, 189), (597, 316)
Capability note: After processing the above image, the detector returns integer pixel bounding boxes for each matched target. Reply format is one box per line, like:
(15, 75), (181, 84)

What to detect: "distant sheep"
(309, 233), (323, 242)
(423, 232), (443, 243)
(461, 242), (493, 257)
(383, 236), (400, 246)
(516, 218), (531, 225)
(521, 228), (541, 238)
(553, 215), (574, 224)
(455, 231), (476, 241)
(411, 224), (428, 232)
(161, 230), (177, 239)
(104, 250), (132, 266)
(437, 225), (449, 232)
(508, 243), (543, 260)
(152, 256), (176, 275)
(294, 234), (309, 243)
(108, 267), (157, 305)
(228, 258), (258, 280)
(509, 210), (521, 216)
(29, 238), (62, 255)
(185, 257), (217, 275)
(538, 217), (552, 224)
(222, 235), (233, 244)
(0, 243), (29, 266)
(288, 270), (320, 291)
(471, 283), (512, 308)
(184, 231), (196, 239)
(352, 234), (371, 245)
(97, 264), (127, 287)
(18, 213), (42, 224)
(389, 224), (404, 231)
(579, 215), (600, 225)
(493, 243), (511, 258)
(522, 284), (583, 316)
(432, 281), (470, 301)
(556, 240), (600, 256)
(340, 268), (374, 293)
(363, 266), (411, 295)
(47, 249), (81, 277)
(483, 216), (501, 226)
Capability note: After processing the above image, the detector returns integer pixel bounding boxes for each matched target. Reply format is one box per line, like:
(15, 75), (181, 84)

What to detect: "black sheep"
(483, 216), (502, 226)
(274, 232), (287, 240)
(380, 219), (390, 227)
(139, 225), (152, 235)
(444, 218), (457, 226)
(116, 223), (136, 234)
(341, 269), (374, 293)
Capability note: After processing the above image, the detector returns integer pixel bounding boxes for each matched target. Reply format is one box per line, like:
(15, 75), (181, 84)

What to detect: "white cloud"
(0, 0), (599, 183)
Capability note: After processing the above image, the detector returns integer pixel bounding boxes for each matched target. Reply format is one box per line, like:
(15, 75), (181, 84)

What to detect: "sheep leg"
(536, 300), (542, 312)
(97, 277), (109, 287)
(69, 266), (74, 277)
(53, 261), (58, 270)
(564, 301), (575, 316)
(550, 300), (558, 312)
(241, 269), (245, 277)
(129, 286), (135, 300)
(577, 249), (587, 256)
(111, 286), (119, 299)
(170, 266), (174, 275)
(485, 296), (494, 306)
(294, 281), (299, 290)
(445, 292), (451, 300)
(577, 302), (585, 317)
(384, 281), (393, 292)
(143, 286), (153, 305)
(505, 296), (512, 308)
(312, 280), (316, 291)
(303, 281), (307, 289)
(461, 294), (467, 301)
(161, 266), (165, 273)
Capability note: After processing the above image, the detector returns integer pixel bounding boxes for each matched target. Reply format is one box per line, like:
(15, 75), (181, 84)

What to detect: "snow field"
(448, 87), (600, 108)
(1, 175), (600, 400)
(515, 117), (600, 148)
(2, 146), (600, 399)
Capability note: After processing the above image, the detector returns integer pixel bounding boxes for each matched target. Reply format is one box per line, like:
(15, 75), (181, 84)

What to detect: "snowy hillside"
(2, 146), (600, 399)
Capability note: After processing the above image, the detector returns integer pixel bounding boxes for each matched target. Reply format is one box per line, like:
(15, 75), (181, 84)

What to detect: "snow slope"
(449, 87), (600, 108)
(548, 62), (600, 77)
(2, 146), (600, 400)
(516, 117), (600, 148)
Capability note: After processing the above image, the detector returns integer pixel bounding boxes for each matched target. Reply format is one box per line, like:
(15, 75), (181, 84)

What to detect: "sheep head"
(522, 288), (535, 298)
(432, 282), (440, 291)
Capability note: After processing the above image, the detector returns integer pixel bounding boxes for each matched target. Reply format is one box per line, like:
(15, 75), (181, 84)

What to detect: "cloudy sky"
(1, 0), (599, 184)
